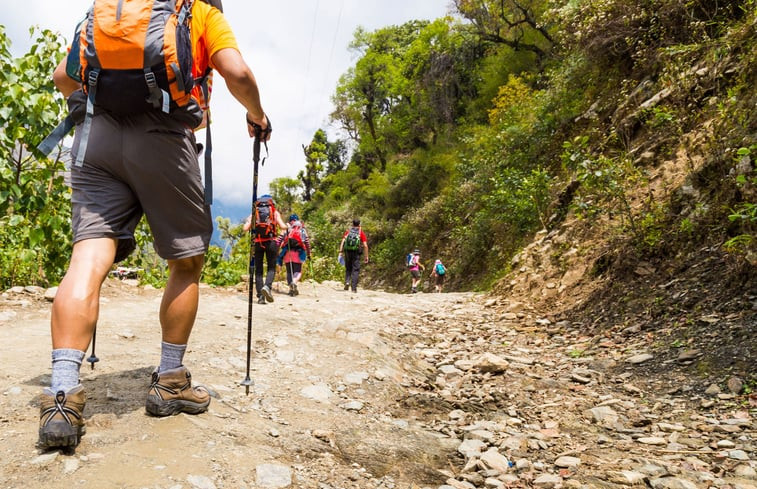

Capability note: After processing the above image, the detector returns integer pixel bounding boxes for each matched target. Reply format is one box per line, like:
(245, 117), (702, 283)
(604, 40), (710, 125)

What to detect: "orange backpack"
(38, 0), (221, 203)
(79, 0), (195, 116)
(253, 196), (278, 243)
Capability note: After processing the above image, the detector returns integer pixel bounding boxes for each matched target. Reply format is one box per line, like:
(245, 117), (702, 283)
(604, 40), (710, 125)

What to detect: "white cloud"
(2, 0), (450, 206)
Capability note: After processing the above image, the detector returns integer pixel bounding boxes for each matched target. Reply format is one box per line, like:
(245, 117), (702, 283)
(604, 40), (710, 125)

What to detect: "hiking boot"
(344, 282), (349, 290)
(291, 283), (299, 296)
(260, 285), (274, 303)
(145, 366), (210, 417)
(38, 385), (86, 449)
(257, 296), (266, 305)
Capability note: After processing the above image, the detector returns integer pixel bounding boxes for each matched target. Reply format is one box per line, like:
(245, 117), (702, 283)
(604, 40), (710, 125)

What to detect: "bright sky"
(2, 1), (450, 207)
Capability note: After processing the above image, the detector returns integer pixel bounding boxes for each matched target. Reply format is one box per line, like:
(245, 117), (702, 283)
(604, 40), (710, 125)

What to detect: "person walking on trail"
(430, 259), (447, 293)
(276, 214), (311, 296)
(408, 249), (424, 293)
(39, 0), (270, 450)
(243, 195), (287, 305)
(338, 219), (369, 293)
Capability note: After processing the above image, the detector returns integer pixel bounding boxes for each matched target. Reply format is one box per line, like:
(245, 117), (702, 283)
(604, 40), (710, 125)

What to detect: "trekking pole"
(87, 327), (99, 370)
(307, 258), (317, 299)
(286, 249), (294, 296)
(241, 120), (268, 396)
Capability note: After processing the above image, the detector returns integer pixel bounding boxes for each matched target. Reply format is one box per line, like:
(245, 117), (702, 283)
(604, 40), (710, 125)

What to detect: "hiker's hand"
(246, 113), (271, 141)
(364, 256), (369, 264)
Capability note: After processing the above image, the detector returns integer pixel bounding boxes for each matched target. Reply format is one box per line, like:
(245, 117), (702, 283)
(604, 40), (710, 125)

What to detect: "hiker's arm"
(53, 57), (80, 98)
(338, 237), (345, 254)
(211, 48), (269, 140)
(274, 212), (287, 230)
(243, 214), (252, 232)
(362, 241), (369, 262)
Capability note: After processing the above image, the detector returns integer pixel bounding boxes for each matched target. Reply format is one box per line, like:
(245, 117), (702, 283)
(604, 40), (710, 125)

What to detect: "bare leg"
(160, 255), (204, 344)
(51, 238), (117, 351)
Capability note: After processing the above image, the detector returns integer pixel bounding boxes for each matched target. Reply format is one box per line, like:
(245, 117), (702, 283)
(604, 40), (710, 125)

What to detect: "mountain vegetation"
(287, 0), (757, 294)
(1, 1), (755, 297)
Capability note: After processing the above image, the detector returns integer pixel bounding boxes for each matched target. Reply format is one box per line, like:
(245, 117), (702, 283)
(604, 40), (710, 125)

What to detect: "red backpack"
(285, 225), (305, 250)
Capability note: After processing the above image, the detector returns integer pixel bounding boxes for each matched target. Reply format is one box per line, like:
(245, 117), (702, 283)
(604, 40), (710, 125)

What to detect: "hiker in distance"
(276, 214), (312, 296)
(408, 249), (424, 293)
(243, 195), (288, 304)
(39, 0), (270, 450)
(338, 219), (369, 293)
(430, 259), (447, 293)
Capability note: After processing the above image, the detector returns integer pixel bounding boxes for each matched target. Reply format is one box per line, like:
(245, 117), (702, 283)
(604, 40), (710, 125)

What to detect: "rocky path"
(0, 279), (754, 489)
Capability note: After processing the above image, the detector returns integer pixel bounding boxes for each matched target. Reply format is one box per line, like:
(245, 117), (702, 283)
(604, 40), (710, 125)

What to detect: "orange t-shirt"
(190, 1), (238, 112)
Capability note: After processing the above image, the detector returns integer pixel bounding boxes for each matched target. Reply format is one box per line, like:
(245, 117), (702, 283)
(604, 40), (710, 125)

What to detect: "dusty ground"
(0, 278), (755, 489)
(0, 279), (470, 488)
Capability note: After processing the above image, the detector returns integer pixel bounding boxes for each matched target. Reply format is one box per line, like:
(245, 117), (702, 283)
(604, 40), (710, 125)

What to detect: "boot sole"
(261, 287), (274, 302)
(145, 395), (210, 417)
(38, 420), (84, 449)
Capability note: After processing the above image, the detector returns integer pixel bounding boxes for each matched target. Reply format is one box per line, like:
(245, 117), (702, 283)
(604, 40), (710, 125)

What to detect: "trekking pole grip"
(246, 114), (272, 139)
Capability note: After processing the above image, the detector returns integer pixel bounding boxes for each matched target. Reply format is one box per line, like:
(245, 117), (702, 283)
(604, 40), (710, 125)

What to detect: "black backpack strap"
(201, 78), (213, 205)
(73, 69), (100, 167)
(37, 115), (75, 156)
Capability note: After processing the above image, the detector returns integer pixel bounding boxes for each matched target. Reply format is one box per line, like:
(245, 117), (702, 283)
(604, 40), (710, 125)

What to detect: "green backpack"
(343, 227), (362, 252)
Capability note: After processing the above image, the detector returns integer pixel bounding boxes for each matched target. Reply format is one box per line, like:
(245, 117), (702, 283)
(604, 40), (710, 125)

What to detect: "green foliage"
(120, 217), (167, 288)
(562, 136), (644, 238)
(202, 244), (246, 286)
(452, 0), (556, 61)
(0, 26), (71, 288)
(723, 145), (757, 256)
(201, 218), (249, 287)
(269, 176), (302, 216)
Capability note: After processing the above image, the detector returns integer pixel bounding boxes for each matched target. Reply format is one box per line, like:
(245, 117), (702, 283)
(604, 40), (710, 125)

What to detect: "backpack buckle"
(144, 70), (157, 89)
(87, 70), (99, 87)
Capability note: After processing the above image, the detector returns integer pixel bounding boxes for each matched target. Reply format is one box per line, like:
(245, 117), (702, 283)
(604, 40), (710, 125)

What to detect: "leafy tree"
(0, 26), (71, 287)
(331, 22), (432, 173)
(452, 0), (556, 61)
(299, 129), (328, 201)
(269, 176), (302, 215)
(324, 137), (347, 176)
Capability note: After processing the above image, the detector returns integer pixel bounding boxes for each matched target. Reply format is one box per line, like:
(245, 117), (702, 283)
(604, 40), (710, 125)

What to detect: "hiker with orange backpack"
(276, 214), (311, 296)
(37, 0), (270, 450)
(243, 195), (287, 304)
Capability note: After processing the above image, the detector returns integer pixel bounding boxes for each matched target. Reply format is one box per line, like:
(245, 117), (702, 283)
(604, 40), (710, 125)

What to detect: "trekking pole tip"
(87, 355), (99, 370)
(240, 376), (253, 395)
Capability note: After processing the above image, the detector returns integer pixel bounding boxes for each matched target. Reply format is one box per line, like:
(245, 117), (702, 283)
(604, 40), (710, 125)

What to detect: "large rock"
(649, 477), (698, 489)
(587, 405), (619, 426)
(554, 456), (581, 468)
(300, 383), (332, 402)
(606, 470), (647, 485)
(44, 287), (58, 301)
(186, 475), (217, 489)
(458, 439), (486, 459)
(256, 464), (292, 488)
(533, 473), (562, 488)
(627, 353), (654, 364)
(473, 353), (510, 373)
(480, 448), (511, 473)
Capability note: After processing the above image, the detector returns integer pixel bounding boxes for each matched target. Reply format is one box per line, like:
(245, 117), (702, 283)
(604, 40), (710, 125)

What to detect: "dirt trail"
(0, 279), (470, 488)
(0, 279), (754, 489)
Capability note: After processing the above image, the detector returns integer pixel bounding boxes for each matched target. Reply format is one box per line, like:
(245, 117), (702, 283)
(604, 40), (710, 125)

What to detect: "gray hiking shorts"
(70, 110), (212, 262)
